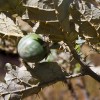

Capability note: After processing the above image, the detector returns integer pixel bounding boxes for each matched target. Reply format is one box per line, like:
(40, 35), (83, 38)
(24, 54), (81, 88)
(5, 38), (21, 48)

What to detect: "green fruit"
(18, 34), (48, 62)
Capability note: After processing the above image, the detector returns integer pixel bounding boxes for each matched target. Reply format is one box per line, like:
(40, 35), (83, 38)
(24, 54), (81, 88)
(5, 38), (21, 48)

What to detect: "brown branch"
(64, 80), (78, 100)
(63, 36), (100, 82)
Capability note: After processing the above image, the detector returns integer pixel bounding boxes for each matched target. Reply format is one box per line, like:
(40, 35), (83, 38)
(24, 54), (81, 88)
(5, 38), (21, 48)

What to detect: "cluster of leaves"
(0, 62), (67, 99)
(0, 0), (100, 99)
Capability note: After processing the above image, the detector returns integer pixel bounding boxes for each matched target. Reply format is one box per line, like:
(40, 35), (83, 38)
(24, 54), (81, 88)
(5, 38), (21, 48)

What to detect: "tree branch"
(63, 37), (100, 82)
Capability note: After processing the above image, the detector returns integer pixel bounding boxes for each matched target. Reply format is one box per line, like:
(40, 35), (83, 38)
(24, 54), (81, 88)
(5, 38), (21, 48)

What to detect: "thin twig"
(65, 73), (83, 79)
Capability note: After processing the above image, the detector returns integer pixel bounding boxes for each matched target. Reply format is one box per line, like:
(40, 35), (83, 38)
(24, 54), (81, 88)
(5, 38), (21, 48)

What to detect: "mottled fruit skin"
(18, 34), (48, 62)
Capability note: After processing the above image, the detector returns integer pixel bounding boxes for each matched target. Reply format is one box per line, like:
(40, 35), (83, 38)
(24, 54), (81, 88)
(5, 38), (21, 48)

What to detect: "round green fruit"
(17, 34), (48, 62)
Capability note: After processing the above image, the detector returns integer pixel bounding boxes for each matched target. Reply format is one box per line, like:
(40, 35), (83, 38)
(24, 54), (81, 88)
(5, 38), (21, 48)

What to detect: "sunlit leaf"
(0, 13), (23, 37)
